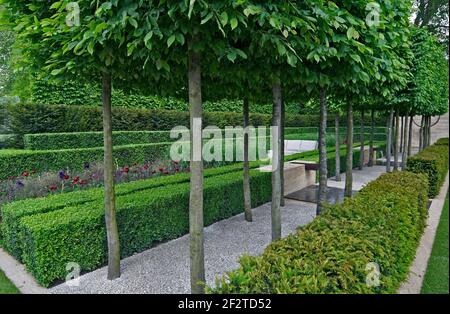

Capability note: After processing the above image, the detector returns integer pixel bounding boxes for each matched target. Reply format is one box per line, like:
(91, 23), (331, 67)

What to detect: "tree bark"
(243, 97), (252, 222)
(188, 44), (205, 294)
(419, 116), (424, 151)
(280, 99), (285, 207)
(359, 109), (365, 170)
(400, 115), (404, 153)
(102, 72), (121, 281)
(407, 112), (413, 157)
(386, 108), (394, 173)
(335, 115), (341, 181)
(368, 109), (375, 167)
(344, 103), (353, 198)
(402, 113), (409, 170)
(271, 77), (282, 241)
(317, 89), (328, 215)
(393, 108), (399, 171)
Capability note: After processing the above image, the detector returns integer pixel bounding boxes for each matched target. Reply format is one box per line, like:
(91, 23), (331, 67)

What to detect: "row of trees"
(1, 0), (448, 293)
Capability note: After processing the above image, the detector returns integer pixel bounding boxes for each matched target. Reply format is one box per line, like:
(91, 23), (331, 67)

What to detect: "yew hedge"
(210, 171), (428, 294)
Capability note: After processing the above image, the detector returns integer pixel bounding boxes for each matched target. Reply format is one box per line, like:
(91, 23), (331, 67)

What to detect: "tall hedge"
(6, 103), (386, 139)
(210, 171), (428, 294)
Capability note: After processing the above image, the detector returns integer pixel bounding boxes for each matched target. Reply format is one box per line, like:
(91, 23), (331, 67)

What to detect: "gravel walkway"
(50, 199), (316, 294)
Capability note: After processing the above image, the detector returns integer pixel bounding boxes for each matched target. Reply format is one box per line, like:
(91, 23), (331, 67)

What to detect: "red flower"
(163, 171), (169, 175)
(79, 179), (88, 185)
(49, 185), (58, 191)
(158, 167), (164, 172)
(63, 174), (70, 180)
(72, 176), (80, 184)
(122, 166), (130, 173)
(22, 171), (30, 177)
(143, 164), (149, 170)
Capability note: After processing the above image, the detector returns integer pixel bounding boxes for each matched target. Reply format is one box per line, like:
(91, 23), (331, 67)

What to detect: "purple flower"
(58, 170), (66, 180)
(16, 181), (25, 188)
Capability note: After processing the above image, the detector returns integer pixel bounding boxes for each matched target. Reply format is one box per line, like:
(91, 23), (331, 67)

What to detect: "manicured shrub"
(7, 103), (387, 142)
(0, 162), (251, 259)
(209, 171), (428, 294)
(23, 131), (181, 150)
(0, 142), (173, 180)
(406, 138), (449, 198)
(17, 170), (273, 287)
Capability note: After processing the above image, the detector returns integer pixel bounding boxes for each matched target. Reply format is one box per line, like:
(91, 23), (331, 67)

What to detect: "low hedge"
(17, 170), (273, 287)
(0, 142), (173, 180)
(210, 171), (428, 294)
(1, 135), (275, 179)
(0, 162), (254, 260)
(23, 131), (185, 150)
(23, 129), (387, 151)
(406, 138), (449, 198)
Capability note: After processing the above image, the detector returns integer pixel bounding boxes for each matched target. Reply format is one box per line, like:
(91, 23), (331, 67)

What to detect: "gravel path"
(50, 199), (316, 294)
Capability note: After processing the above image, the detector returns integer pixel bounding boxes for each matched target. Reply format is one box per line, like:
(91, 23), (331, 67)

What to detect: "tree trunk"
(271, 78), (282, 241)
(419, 116), (424, 151)
(102, 72), (121, 280)
(427, 116), (431, 147)
(386, 109), (393, 173)
(317, 89), (328, 215)
(368, 109), (375, 167)
(400, 115), (404, 153)
(188, 45), (205, 294)
(243, 97), (252, 222)
(344, 103), (353, 198)
(407, 112), (413, 157)
(393, 108), (399, 171)
(359, 109), (365, 170)
(335, 115), (341, 181)
(280, 99), (285, 207)
(402, 113), (409, 170)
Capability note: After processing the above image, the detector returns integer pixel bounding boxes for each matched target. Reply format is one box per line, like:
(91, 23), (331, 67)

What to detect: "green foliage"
(0, 142), (172, 180)
(30, 79), (303, 114)
(210, 171), (428, 294)
(405, 28), (449, 116)
(23, 127), (387, 151)
(7, 103), (338, 139)
(23, 131), (182, 150)
(16, 170), (272, 287)
(406, 138), (449, 198)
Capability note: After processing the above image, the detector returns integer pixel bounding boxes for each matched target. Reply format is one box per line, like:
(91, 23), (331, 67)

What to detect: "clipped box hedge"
(23, 131), (183, 150)
(210, 171), (428, 294)
(17, 170), (273, 287)
(0, 162), (252, 260)
(0, 142), (173, 180)
(406, 138), (449, 198)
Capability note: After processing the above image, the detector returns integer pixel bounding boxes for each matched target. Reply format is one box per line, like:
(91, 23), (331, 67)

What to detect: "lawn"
(0, 270), (20, 294)
(421, 191), (449, 294)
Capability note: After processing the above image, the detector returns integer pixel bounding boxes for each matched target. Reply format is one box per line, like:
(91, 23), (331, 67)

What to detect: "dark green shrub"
(23, 131), (181, 150)
(0, 142), (172, 180)
(17, 170), (273, 287)
(210, 171), (428, 294)
(406, 138), (449, 198)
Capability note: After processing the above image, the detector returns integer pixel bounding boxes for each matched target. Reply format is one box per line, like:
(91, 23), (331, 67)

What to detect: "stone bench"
(268, 140), (318, 159)
(258, 161), (316, 195)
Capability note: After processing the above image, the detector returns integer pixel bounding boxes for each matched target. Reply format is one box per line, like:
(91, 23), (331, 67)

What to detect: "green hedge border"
(210, 170), (429, 294)
(406, 138), (449, 198)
